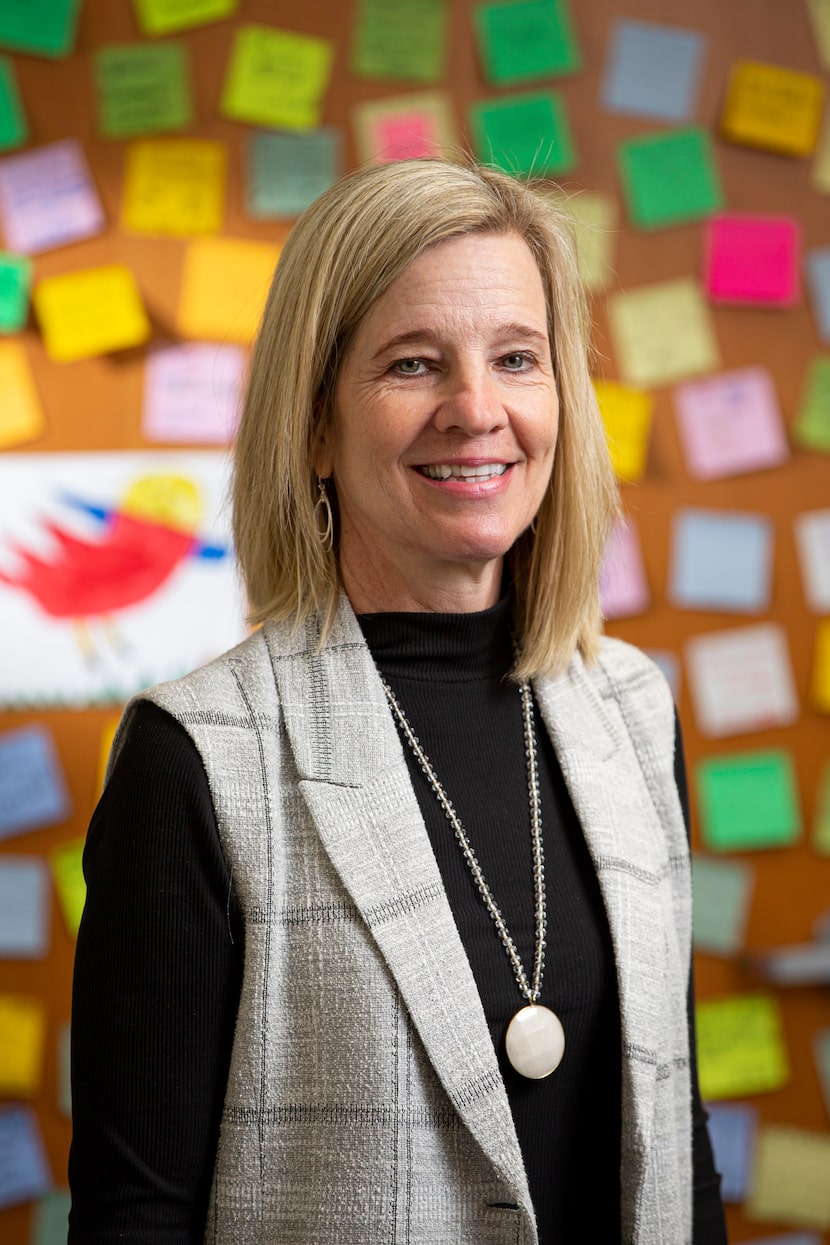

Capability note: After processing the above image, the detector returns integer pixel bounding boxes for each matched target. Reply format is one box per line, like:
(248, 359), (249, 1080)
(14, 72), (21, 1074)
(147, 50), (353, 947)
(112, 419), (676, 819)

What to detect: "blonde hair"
(232, 158), (619, 678)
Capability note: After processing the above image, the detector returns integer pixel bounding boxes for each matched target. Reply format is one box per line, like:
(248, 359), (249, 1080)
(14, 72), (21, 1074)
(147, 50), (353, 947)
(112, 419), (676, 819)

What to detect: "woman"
(70, 159), (726, 1243)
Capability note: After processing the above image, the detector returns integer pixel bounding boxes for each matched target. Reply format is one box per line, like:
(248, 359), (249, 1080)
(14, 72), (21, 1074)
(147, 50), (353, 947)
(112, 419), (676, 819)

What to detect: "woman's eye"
(501, 353), (531, 371)
(392, 358), (424, 375)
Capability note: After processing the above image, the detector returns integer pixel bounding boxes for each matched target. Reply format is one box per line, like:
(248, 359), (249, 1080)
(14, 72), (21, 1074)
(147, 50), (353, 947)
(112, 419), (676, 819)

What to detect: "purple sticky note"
(142, 342), (246, 444)
(0, 138), (105, 255)
(0, 724), (71, 839)
(0, 1105), (51, 1210)
(600, 518), (649, 619)
(705, 213), (800, 305)
(674, 367), (788, 480)
(706, 1102), (758, 1201)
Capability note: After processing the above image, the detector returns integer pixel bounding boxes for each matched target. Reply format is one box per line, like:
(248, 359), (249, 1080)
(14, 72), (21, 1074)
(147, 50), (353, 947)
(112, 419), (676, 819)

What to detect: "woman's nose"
(433, 367), (507, 435)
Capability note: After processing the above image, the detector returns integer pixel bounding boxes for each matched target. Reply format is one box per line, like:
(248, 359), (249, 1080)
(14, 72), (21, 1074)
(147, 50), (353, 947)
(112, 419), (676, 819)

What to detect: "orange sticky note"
(720, 60), (824, 156)
(0, 340), (45, 448)
(811, 618), (830, 712)
(34, 264), (151, 363)
(0, 994), (46, 1095)
(176, 236), (279, 344)
(593, 379), (653, 481)
(121, 139), (227, 236)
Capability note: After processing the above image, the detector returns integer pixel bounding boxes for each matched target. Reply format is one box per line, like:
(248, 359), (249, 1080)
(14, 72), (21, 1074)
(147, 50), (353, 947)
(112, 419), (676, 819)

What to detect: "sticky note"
(618, 128), (722, 230)
(685, 623), (798, 738)
(122, 139), (226, 236)
(352, 0), (447, 84)
(706, 1103), (758, 1202)
(691, 855), (753, 955)
(816, 1029), (830, 1115)
(0, 251), (31, 333)
(94, 42), (192, 139)
(132, 0), (237, 37)
(0, 56), (26, 150)
(696, 750), (801, 851)
(670, 508), (773, 613)
(51, 836), (85, 938)
(593, 380), (653, 481)
(0, 138), (105, 255)
(473, 0), (580, 86)
(0, 857), (49, 957)
(794, 356), (830, 452)
(696, 993), (789, 1099)
(814, 765), (830, 854)
(469, 91), (576, 178)
(0, 725), (70, 839)
(0, 341), (45, 449)
(547, 191), (616, 292)
(795, 509), (830, 613)
(742, 1236), (821, 1245)
(813, 109), (830, 195)
(746, 1125), (830, 1229)
(807, 0), (830, 70)
(142, 342), (246, 443)
(177, 236), (279, 344)
(0, 994), (46, 1094)
(220, 24), (334, 132)
(96, 718), (119, 795)
(720, 60), (824, 157)
(674, 367), (788, 480)
(0, 0), (81, 59)
(601, 19), (705, 123)
(599, 518), (649, 619)
(705, 214), (800, 305)
(643, 649), (680, 700)
(352, 92), (455, 164)
(245, 128), (339, 218)
(0, 1106), (50, 1210)
(608, 278), (719, 388)
(34, 264), (151, 364)
(811, 619), (830, 713)
(806, 247), (830, 341)
(31, 1190), (73, 1245)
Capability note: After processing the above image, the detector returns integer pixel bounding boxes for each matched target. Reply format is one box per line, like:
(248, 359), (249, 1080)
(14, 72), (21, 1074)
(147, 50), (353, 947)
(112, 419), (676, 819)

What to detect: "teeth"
(420, 463), (508, 480)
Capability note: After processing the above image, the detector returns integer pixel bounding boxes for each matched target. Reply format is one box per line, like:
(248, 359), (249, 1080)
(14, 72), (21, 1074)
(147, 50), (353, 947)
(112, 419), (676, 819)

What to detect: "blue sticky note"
(245, 128), (340, 218)
(670, 508), (773, 612)
(0, 1105), (50, 1209)
(30, 1189), (71, 1244)
(601, 19), (705, 123)
(806, 246), (830, 343)
(0, 856), (49, 957)
(0, 725), (71, 839)
(705, 1102), (757, 1202)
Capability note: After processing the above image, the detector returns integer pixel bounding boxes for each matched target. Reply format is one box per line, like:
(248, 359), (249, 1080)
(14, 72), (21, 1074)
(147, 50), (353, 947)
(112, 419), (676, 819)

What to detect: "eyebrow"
(372, 323), (550, 360)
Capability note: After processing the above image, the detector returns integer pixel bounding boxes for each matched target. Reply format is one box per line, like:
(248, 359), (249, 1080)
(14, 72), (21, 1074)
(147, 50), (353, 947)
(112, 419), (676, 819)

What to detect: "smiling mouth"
(417, 463), (509, 481)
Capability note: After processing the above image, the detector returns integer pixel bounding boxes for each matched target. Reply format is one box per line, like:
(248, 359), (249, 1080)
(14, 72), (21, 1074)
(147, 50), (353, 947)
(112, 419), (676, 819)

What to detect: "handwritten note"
(31, 1190), (73, 1245)
(705, 1103), (757, 1202)
(0, 994), (46, 1094)
(0, 725), (71, 839)
(0, 138), (105, 255)
(0, 251), (31, 333)
(618, 128), (722, 230)
(122, 139), (226, 236)
(601, 19), (704, 123)
(608, 278), (719, 388)
(0, 341), (45, 449)
(245, 128), (339, 217)
(132, 0), (237, 37)
(696, 993), (789, 1099)
(814, 765), (830, 855)
(469, 90), (575, 177)
(811, 618), (830, 713)
(34, 264), (151, 363)
(220, 24), (334, 131)
(599, 518), (650, 619)
(177, 236), (279, 344)
(0, 56), (26, 150)
(720, 60), (824, 156)
(352, 92), (455, 164)
(547, 191), (616, 292)
(142, 342), (245, 443)
(691, 855), (753, 955)
(51, 836), (85, 938)
(673, 367), (788, 480)
(0, 1106), (50, 1210)
(593, 379), (652, 481)
(0, 0), (81, 59)
(0, 857), (49, 958)
(705, 213), (800, 305)
(352, 0), (447, 83)
(806, 246), (830, 341)
(746, 1125), (830, 1229)
(95, 41), (192, 138)
(794, 356), (830, 453)
(670, 508), (772, 613)
(794, 509), (830, 613)
(473, 0), (580, 86)
(696, 749), (801, 851)
(685, 623), (799, 737)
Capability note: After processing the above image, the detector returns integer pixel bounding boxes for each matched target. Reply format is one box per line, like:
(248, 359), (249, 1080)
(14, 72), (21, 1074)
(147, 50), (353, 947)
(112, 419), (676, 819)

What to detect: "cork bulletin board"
(0, 0), (829, 1240)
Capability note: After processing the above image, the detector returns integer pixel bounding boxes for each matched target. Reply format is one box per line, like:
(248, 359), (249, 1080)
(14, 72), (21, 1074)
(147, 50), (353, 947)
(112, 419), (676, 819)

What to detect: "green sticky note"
(31, 1189), (72, 1245)
(474, 0), (581, 85)
(795, 355), (830, 452)
(0, 58), (27, 151)
(0, 253), (32, 334)
(691, 855), (753, 955)
(132, 0), (238, 37)
(697, 749), (801, 852)
(221, 24), (335, 132)
(470, 91), (576, 178)
(618, 128), (723, 230)
(696, 992), (790, 1099)
(0, 0), (81, 58)
(813, 764), (830, 853)
(245, 129), (340, 219)
(94, 42), (193, 139)
(352, 0), (447, 84)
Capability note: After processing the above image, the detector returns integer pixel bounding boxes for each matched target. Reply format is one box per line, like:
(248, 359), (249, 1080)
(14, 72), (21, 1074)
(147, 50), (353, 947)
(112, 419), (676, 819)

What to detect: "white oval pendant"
(505, 1004), (565, 1079)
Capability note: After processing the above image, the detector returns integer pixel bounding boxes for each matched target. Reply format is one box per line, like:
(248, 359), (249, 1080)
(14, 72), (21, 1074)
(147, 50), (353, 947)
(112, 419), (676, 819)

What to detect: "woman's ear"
(311, 419), (334, 479)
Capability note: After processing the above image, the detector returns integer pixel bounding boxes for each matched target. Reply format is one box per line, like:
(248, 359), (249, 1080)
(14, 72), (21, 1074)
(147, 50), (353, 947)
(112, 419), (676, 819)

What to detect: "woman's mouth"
(417, 463), (509, 481)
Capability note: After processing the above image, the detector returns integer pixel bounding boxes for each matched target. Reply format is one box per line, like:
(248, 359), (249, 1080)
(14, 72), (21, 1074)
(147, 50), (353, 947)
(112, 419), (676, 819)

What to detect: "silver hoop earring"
(315, 476), (334, 550)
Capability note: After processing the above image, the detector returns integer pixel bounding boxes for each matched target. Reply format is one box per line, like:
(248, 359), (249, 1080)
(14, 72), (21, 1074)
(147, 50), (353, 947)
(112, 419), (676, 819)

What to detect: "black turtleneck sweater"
(70, 600), (726, 1242)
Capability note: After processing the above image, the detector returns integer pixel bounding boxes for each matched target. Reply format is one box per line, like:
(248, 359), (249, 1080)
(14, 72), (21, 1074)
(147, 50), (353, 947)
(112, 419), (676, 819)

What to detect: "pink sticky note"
(600, 518), (650, 619)
(0, 139), (105, 256)
(142, 342), (246, 444)
(704, 213), (800, 305)
(674, 367), (789, 480)
(374, 112), (438, 162)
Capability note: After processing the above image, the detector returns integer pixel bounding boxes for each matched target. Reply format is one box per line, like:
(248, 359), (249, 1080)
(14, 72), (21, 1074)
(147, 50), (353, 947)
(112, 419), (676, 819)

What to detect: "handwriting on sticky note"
(746, 1125), (830, 1229)
(0, 857), (49, 958)
(601, 19), (705, 123)
(469, 90), (575, 178)
(608, 278), (719, 388)
(245, 128), (339, 218)
(618, 128), (722, 230)
(691, 855), (753, 956)
(352, 0), (447, 84)
(474, 0), (580, 86)
(0, 0), (81, 59)
(599, 518), (649, 619)
(696, 993), (789, 1099)
(685, 623), (798, 738)
(0, 725), (71, 839)
(221, 24), (334, 131)
(0, 341), (44, 449)
(0, 1105), (51, 1211)
(593, 379), (652, 480)
(176, 236), (279, 344)
(132, 0), (238, 37)
(0, 994), (46, 1094)
(95, 42), (192, 138)
(122, 139), (226, 236)
(720, 60), (824, 156)
(696, 749), (801, 851)
(142, 342), (245, 443)
(352, 92), (455, 165)
(705, 213), (800, 305)
(0, 138), (104, 255)
(34, 264), (150, 363)
(674, 367), (788, 480)
(51, 837), (85, 938)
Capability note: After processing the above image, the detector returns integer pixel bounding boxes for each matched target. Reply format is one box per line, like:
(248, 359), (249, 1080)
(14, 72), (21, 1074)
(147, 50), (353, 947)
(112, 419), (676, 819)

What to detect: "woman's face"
(316, 231), (559, 612)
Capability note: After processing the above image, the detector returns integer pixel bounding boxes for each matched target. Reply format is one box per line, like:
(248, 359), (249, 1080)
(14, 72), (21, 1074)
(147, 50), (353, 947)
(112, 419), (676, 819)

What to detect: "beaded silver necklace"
(380, 675), (566, 1080)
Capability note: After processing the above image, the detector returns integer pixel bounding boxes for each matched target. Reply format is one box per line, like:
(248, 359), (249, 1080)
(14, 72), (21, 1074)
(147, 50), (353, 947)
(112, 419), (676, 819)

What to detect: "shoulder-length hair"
(232, 158), (619, 679)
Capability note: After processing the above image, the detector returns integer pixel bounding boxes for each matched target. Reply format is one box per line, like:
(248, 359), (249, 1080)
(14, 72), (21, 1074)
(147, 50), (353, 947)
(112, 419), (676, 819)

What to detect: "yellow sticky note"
(0, 340), (45, 448)
(807, 0), (830, 73)
(608, 278), (719, 389)
(814, 110), (830, 195)
(593, 379), (653, 481)
(122, 139), (227, 237)
(747, 1124), (830, 1229)
(811, 618), (830, 712)
(547, 191), (617, 292)
(696, 992), (789, 1099)
(51, 837), (86, 939)
(721, 60), (824, 157)
(34, 265), (151, 364)
(177, 236), (280, 344)
(0, 995), (46, 1095)
(96, 717), (120, 794)
(220, 24), (334, 131)
(132, 0), (238, 37)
